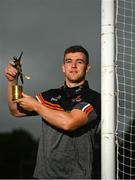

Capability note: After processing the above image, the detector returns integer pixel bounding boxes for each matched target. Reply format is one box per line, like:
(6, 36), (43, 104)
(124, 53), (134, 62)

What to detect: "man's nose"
(71, 62), (77, 68)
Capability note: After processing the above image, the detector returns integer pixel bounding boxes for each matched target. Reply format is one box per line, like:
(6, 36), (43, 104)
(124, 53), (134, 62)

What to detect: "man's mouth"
(70, 71), (78, 73)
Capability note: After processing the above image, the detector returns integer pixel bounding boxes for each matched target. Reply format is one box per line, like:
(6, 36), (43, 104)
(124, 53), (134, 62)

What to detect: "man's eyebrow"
(64, 58), (85, 61)
(64, 58), (87, 64)
(65, 58), (72, 60)
(76, 59), (85, 61)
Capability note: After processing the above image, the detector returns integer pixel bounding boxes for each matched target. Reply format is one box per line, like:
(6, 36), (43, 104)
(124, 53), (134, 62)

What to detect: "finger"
(6, 63), (17, 72)
(13, 98), (22, 103)
(5, 67), (17, 77)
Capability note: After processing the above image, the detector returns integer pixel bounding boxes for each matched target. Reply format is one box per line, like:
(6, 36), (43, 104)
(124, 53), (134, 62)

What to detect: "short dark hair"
(64, 45), (89, 64)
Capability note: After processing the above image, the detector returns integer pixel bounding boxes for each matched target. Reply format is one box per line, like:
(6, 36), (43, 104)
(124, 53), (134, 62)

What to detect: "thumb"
(22, 92), (29, 98)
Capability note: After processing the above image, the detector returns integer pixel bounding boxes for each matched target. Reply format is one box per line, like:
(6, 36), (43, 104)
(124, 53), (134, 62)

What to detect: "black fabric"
(33, 81), (101, 179)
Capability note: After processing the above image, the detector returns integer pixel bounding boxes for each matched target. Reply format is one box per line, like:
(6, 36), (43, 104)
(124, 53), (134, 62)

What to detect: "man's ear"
(86, 64), (91, 73)
(62, 64), (65, 73)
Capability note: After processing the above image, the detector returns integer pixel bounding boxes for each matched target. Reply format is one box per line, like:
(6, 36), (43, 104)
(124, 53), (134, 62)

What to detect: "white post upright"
(101, 0), (115, 179)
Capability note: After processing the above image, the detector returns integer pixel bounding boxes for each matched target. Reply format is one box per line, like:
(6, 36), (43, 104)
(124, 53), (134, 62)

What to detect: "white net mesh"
(115, 0), (135, 179)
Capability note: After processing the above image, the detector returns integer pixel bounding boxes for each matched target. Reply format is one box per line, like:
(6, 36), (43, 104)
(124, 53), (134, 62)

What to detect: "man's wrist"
(8, 79), (17, 85)
(33, 101), (42, 112)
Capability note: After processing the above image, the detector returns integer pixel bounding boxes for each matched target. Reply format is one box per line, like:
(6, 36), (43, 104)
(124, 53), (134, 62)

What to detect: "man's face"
(62, 52), (90, 84)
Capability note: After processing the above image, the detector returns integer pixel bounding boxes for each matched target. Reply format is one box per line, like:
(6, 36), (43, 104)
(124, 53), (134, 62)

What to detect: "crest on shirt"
(50, 95), (61, 102)
(72, 95), (82, 102)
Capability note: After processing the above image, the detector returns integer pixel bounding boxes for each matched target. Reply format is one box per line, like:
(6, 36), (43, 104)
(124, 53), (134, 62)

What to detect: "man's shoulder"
(87, 88), (101, 99)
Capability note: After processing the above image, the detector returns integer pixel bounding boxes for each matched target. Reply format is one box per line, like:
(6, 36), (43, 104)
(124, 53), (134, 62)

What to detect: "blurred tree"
(0, 129), (38, 178)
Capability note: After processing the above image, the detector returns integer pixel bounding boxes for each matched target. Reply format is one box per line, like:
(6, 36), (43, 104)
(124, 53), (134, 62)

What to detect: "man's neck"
(65, 80), (85, 88)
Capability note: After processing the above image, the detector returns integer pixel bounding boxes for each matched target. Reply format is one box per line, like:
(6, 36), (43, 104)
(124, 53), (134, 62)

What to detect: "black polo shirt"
(33, 81), (101, 179)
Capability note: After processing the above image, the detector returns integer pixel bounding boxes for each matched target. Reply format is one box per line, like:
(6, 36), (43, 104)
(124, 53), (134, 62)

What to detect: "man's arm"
(15, 93), (95, 131)
(35, 103), (88, 131)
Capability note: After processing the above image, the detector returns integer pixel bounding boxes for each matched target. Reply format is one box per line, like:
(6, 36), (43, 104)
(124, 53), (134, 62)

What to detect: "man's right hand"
(4, 61), (17, 82)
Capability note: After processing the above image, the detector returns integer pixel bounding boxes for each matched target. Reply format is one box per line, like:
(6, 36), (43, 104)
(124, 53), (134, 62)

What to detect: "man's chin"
(68, 78), (85, 84)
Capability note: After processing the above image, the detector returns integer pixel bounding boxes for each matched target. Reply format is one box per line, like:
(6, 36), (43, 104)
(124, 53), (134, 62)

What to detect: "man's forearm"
(33, 102), (88, 131)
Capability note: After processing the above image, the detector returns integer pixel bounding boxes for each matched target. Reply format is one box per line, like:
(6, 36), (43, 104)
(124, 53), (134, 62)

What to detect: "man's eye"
(65, 60), (71, 63)
(77, 60), (85, 64)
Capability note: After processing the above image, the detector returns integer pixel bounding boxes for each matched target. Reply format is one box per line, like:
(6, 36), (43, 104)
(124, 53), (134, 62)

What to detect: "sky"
(0, 0), (101, 139)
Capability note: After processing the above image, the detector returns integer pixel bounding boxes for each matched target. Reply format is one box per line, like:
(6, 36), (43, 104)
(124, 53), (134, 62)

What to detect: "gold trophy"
(12, 52), (30, 100)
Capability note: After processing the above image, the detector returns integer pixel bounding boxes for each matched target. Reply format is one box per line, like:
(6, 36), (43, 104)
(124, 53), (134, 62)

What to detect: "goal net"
(115, 0), (135, 179)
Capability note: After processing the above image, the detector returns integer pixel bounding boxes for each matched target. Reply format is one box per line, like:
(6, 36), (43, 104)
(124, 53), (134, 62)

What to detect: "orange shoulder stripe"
(37, 93), (63, 111)
(85, 106), (94, 115)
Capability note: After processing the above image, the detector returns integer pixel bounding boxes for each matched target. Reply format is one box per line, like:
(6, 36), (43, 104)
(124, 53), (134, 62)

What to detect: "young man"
(4, 45), (101, 179)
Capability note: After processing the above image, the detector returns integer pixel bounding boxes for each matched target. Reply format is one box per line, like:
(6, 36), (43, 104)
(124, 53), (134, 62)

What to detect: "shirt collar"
(61, 80), (89, 98)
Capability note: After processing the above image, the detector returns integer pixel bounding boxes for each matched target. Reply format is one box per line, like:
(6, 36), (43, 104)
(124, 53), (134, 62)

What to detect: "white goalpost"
(101, 0), (135, 179)
(101, 0), (115, 179)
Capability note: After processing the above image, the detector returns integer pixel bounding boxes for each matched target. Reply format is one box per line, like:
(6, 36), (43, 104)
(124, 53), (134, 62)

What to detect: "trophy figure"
(12, 52), (24, 100)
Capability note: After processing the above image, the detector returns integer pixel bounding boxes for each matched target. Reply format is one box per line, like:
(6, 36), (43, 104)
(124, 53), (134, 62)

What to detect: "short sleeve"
(35, 92), (64, 111)
(73, 102), (97, 123)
